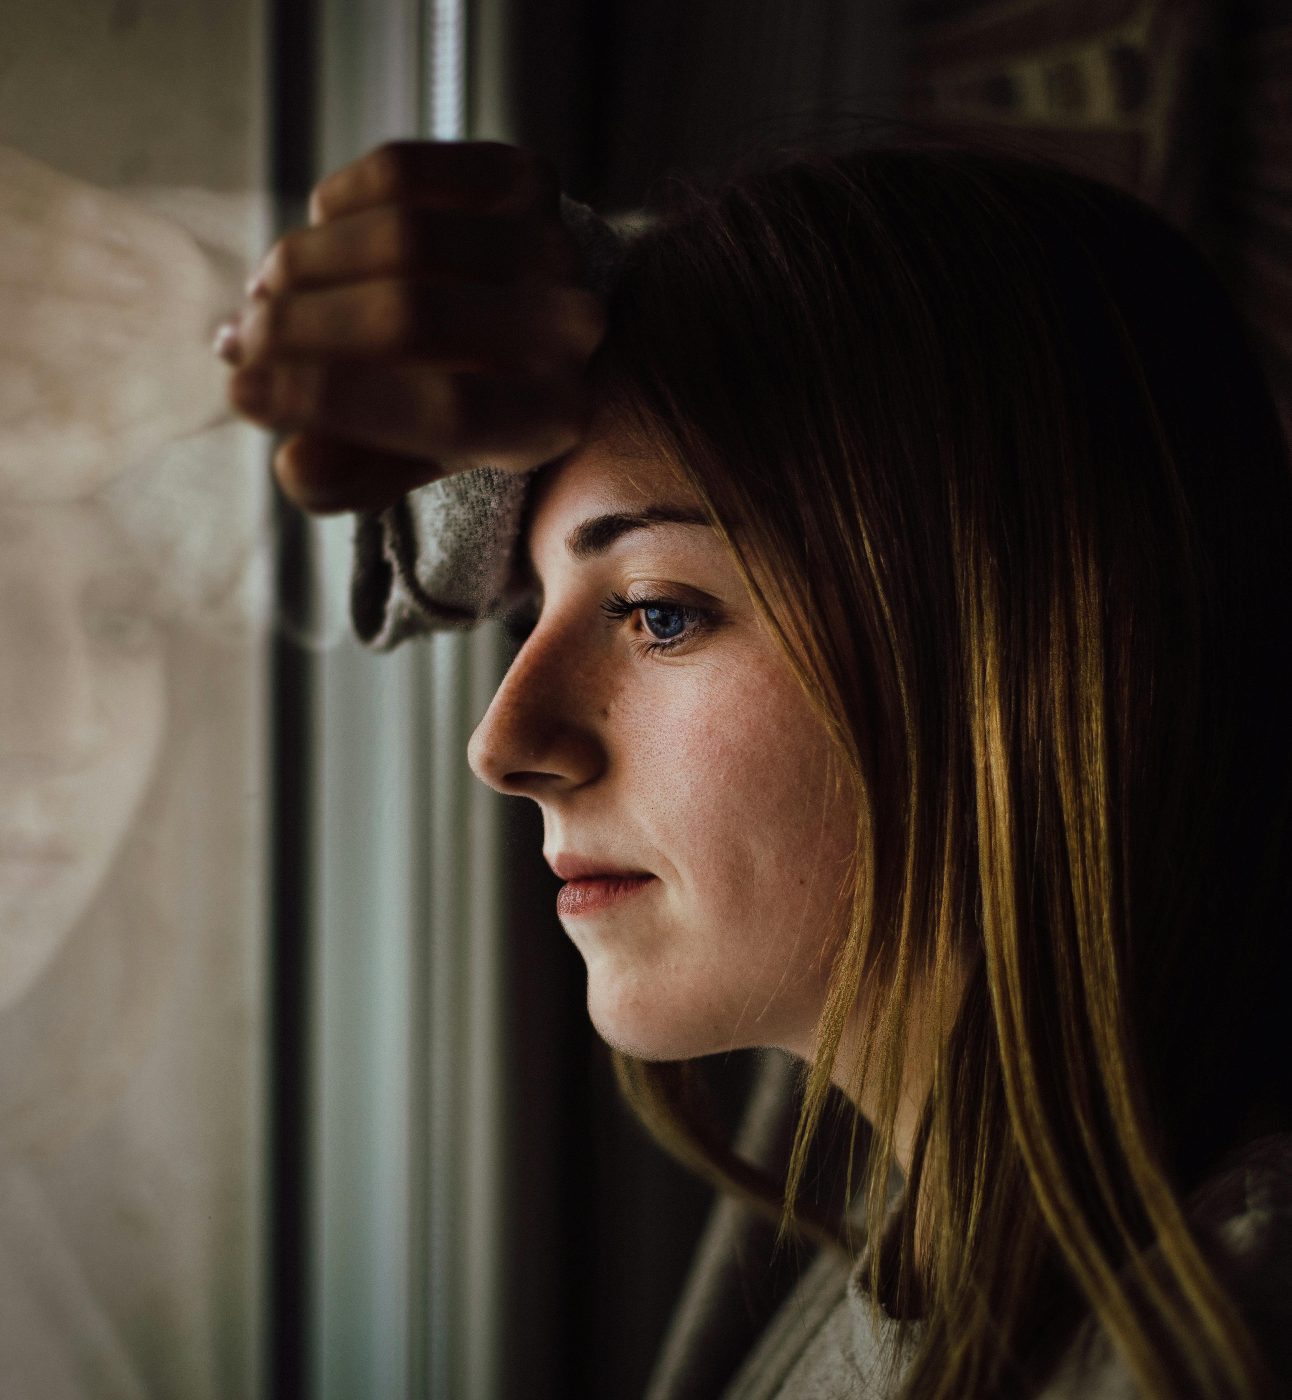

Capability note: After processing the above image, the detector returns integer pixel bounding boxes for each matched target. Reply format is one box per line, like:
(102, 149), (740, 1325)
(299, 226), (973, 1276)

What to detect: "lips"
(555, 873), (656, 918)
(546, 853), (653, 882)
(545, 852), (657, 918)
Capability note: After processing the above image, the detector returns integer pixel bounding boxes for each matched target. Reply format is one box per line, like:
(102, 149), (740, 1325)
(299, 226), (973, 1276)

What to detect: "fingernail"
(245, 270), (267, 298)
(212, 318), (243, 365)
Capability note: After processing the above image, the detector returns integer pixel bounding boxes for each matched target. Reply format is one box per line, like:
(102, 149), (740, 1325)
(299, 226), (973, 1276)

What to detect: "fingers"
(271, 432), (447, 515)
(252, 205), (582, 297)
(236, 280), (606, 374)
(307, 140), (559, 225)
(231, 362), (588, 480)
(274, 430), (574, 516)
(217, 139), (598, 518)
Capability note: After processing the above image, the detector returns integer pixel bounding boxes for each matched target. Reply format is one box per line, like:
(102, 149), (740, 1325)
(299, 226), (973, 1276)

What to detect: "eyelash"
(598, 589), (714, 656)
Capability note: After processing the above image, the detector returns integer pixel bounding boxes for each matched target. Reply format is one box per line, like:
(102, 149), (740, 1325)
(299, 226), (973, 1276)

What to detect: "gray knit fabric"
(715, 1131), (1292, 1399)
(641, 1051), (875, 1400)
(348, 195), (629, 650)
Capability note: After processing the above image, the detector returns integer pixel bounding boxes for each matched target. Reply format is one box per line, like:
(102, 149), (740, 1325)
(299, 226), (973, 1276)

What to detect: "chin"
(583, 973), (739, 1062)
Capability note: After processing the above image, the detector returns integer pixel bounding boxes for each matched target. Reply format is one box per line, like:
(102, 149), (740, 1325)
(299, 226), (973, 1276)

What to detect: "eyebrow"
(513, 504), (714, 599)
(564, 504), (713, 560)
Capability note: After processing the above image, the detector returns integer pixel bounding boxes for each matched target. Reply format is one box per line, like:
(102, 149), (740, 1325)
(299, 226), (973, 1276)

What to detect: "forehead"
(529, 433), (695, 532)
(511, 433), (717, 602)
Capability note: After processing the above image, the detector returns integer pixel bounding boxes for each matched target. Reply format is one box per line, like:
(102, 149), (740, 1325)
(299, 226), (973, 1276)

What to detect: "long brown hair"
(592, 139), (1292, 1396)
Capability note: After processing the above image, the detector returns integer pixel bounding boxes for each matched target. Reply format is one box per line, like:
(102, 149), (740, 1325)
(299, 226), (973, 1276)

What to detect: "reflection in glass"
(0, 117), (269, 1400)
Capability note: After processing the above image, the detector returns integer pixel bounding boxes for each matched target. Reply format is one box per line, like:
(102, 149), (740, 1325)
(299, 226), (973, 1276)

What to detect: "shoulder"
(1040, 1133), (1292, 1398)
(1187, 1130), (1292, 1240)
(1187, 1132), (1292, 1360)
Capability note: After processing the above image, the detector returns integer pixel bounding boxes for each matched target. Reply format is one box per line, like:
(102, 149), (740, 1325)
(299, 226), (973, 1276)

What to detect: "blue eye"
(640, 603), (686, 641)
(599, 590), (714, 655)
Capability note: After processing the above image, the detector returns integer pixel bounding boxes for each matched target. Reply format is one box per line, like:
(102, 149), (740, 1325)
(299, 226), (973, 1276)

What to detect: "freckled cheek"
(619, 682), (822, 913)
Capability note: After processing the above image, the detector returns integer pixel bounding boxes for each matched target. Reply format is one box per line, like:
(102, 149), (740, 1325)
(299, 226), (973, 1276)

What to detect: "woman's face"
(0, 502), (168, 1010)
(468, 432), (856, 1062)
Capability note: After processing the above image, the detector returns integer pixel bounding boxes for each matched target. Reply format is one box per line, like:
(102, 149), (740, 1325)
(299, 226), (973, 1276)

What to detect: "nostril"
(502, 768), (559, 790)
(466, 642), (606, 794)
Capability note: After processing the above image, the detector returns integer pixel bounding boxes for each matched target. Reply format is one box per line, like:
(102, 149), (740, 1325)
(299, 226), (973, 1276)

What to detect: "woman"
(219, 136), (1292, 1397)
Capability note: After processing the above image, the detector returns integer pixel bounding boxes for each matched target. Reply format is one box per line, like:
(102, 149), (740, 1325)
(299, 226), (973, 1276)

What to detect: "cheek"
(622, 662), (850, 936)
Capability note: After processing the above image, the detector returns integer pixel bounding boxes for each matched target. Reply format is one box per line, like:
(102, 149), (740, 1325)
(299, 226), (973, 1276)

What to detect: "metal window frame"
(265, 2), (510, 1396)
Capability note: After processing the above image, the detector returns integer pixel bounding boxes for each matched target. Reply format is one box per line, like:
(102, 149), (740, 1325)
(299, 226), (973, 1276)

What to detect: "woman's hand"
(219, 141), (608, 515)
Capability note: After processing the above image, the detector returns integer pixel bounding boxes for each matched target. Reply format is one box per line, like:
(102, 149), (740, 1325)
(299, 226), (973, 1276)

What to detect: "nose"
(467, 618), (606, 798)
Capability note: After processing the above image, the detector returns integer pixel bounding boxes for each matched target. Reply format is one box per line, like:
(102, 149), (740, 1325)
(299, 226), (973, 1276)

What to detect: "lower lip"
(556, 875), (655, 918)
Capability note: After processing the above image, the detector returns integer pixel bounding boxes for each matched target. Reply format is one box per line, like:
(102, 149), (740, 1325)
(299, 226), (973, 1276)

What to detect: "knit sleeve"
(348, 194), (628, 651)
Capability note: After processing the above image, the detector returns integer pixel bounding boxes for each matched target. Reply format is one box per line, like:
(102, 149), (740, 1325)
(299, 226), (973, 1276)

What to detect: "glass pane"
(0, 2), (270, 1395)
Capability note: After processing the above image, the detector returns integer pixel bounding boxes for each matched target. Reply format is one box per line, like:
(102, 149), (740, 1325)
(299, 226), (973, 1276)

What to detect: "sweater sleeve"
(348, 195), (629, 651)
